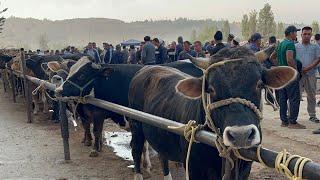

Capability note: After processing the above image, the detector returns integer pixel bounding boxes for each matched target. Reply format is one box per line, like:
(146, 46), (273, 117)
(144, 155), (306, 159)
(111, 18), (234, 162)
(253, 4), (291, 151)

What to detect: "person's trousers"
(278, 80), (300, 124)
(299, 74), (317, 118)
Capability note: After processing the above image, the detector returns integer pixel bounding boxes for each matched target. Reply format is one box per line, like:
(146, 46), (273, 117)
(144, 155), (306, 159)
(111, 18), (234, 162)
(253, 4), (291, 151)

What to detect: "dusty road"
(0, 85), (319, 179)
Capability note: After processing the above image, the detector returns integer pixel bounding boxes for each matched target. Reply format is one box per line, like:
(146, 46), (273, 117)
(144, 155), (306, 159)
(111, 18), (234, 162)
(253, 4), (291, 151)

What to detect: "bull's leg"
(90, 116), (104, 157)
(131, 121), (145, 180)
(142, 141), (152, 175)
(80, 116), (92, 146)
(32, 95), (39, 114)
(159, 154), (172, 180)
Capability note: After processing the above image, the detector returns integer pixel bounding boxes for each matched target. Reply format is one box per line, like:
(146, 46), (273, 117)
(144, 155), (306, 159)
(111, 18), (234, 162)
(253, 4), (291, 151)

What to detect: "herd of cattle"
(0, 46), (298, 180)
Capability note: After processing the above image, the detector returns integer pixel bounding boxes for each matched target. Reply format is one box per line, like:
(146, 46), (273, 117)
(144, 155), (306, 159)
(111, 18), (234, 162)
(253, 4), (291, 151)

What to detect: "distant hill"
(0, 17), (242, 50)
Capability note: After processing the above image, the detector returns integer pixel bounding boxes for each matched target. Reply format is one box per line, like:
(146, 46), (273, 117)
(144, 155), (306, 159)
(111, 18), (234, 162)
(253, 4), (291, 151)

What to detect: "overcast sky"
(1, 0), (318, 24)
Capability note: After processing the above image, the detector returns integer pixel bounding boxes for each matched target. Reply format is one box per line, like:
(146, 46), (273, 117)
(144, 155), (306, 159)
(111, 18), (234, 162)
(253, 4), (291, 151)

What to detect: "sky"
(1, 0), (319, 24)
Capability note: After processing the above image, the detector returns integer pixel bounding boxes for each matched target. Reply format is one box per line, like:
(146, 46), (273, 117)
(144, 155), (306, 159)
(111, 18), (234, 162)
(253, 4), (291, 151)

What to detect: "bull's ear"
(47, 61), (61, 72)
(176, 78), (202, 99)
(262, 66), (298, 89)
(101, 67), (114, 76)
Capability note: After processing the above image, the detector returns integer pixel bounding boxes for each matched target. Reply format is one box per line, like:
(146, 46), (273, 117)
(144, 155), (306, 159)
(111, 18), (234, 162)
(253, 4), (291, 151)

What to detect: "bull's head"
(56, 56), (101, 96)
(176, 47), (296, 149)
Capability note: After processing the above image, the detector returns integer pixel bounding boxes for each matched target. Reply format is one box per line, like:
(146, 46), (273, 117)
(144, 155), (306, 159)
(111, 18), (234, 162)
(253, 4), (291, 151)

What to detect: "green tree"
(276, 22), (285, 39)
(241, 14), (250, 40)
(248, 10), (258, 37)
(0, 6), (8, 33)
(311, 21), (319, 34)
(257, 3), (276, 38)
(198, 23), (217, 42)
(190, 29), (197, 42)
(222, 20), (230, 41)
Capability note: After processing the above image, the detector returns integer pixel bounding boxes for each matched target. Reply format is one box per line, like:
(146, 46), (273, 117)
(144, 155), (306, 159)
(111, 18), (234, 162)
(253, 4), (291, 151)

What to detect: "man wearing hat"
(276, 25), (306, 129)
(207, 31), (226, 56)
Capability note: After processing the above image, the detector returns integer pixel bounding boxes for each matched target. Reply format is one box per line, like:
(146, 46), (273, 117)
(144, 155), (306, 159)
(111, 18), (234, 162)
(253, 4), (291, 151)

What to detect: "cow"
(55, 57), (203, 162)
(127, 46), (296, 180)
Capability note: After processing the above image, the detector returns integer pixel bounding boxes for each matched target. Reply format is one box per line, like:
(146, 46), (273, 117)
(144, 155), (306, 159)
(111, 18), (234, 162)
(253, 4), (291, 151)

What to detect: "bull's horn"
(255, 44), (276, 62)
(186, 53), (211, 70)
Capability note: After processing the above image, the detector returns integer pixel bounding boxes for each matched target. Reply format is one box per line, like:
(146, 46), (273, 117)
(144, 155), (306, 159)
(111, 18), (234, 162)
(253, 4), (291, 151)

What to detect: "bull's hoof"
(89, 150), (99, 157)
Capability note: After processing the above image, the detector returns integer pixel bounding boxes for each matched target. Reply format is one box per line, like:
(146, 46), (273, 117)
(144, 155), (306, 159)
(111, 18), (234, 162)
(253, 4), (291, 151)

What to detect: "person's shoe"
(309, 117), (320, 123)
(313, 129), (320, 134)
(281, 122), (289, 127)
(288, 122), (306, 129)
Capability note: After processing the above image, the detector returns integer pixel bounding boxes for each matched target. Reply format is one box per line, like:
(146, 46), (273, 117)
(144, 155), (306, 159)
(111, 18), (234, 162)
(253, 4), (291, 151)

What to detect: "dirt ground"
(0, 84), (319, 180)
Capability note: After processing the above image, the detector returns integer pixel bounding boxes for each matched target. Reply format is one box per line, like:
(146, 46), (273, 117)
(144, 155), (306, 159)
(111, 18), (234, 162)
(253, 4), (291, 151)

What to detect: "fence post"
(9, 69), (16, 103)
(20, 48), (33, 123)
(59, 101), (71, 160)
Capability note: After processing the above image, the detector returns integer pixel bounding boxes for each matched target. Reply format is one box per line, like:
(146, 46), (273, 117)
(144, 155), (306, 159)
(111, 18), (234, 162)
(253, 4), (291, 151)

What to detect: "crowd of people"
(29, 25), (320, 134)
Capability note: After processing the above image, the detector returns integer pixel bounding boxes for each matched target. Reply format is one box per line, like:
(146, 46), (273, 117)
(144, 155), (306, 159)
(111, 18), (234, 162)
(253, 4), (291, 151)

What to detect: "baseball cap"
(250, 33), (263, 42)
(285, 25), (301, 34)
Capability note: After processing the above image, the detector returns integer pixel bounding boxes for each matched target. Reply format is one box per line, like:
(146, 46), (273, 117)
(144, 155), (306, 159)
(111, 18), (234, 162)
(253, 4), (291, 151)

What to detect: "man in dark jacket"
(110, 45), (125, 64)
(207, 31), (225, 56)
(141, 36), (156, 65)
(153, 38), (168, 64)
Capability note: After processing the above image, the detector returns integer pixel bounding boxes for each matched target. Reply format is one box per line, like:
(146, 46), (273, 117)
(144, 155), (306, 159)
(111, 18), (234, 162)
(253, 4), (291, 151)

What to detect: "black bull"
(57, 59), (203, 156)
(128, 47), (297, 179)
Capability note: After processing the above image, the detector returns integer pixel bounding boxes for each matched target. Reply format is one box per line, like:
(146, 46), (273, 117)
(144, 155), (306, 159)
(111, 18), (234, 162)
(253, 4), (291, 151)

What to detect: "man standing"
(153, 38), (167, 64)
(276, 25), (305, 129)
(110, 45), (125, 64)
(296, 27), (320, 124)
(128, 45), (137, 64)
(315, 34), (320, 46)
(248, 33), (263, 52)
(141, 36), (156, 65)
(178, 41), (197, 60)
(194, 41), (206, 58)
(167, 41), (177, 63)
(122, 46), (129, 63)
(176, 36), (184, 59)
(85, 42), (101, 63)
(207, 31), (225, 56)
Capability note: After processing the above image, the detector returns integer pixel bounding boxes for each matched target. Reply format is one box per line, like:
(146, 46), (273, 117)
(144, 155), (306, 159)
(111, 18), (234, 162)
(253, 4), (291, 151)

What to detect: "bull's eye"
(208, 85), (216, 96)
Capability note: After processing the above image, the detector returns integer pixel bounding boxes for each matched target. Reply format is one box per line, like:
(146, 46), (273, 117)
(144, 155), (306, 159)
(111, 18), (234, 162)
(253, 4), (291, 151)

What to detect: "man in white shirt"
(295, 26), (320, 125)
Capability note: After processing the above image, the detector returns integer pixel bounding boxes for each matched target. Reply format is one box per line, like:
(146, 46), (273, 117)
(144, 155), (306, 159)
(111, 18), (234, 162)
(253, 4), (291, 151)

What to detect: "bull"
(128, 46), (296, 180)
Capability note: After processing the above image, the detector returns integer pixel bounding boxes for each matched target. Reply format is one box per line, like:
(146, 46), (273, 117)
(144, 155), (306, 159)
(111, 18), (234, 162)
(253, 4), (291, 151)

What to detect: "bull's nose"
(223, 124), (260, 148)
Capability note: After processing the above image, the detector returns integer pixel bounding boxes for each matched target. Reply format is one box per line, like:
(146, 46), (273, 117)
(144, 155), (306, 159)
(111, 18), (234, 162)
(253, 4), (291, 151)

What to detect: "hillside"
(0, 17), (241, 50)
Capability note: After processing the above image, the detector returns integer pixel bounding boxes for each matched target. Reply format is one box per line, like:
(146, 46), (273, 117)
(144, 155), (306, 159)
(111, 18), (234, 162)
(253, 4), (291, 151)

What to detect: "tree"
(248, 10), (258, 38)
(276, 22), (285, 39)
(222, 20), (230, 40)
(197, 23), (218, 42)
(241, 14), (250, 40)
(38, 34), (49, 51)
(311, 21), (319, 34)
(190, 29), (197, 42)
(0, 5), (8, 33)
(257, 3), (276, 38)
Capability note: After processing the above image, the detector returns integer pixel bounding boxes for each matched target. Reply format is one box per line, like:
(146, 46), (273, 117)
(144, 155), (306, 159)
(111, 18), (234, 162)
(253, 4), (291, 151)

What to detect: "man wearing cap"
(248, 33), (262, 52)
(207, 31), (225, 56)
(178, 41), (197, 60)
(276, 25), (306, 129)
(295, 27), (320, 125)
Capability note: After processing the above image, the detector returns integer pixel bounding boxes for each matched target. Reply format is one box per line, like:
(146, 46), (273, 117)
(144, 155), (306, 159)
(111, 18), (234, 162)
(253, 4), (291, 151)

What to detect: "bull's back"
(129, 66), (202, 161)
